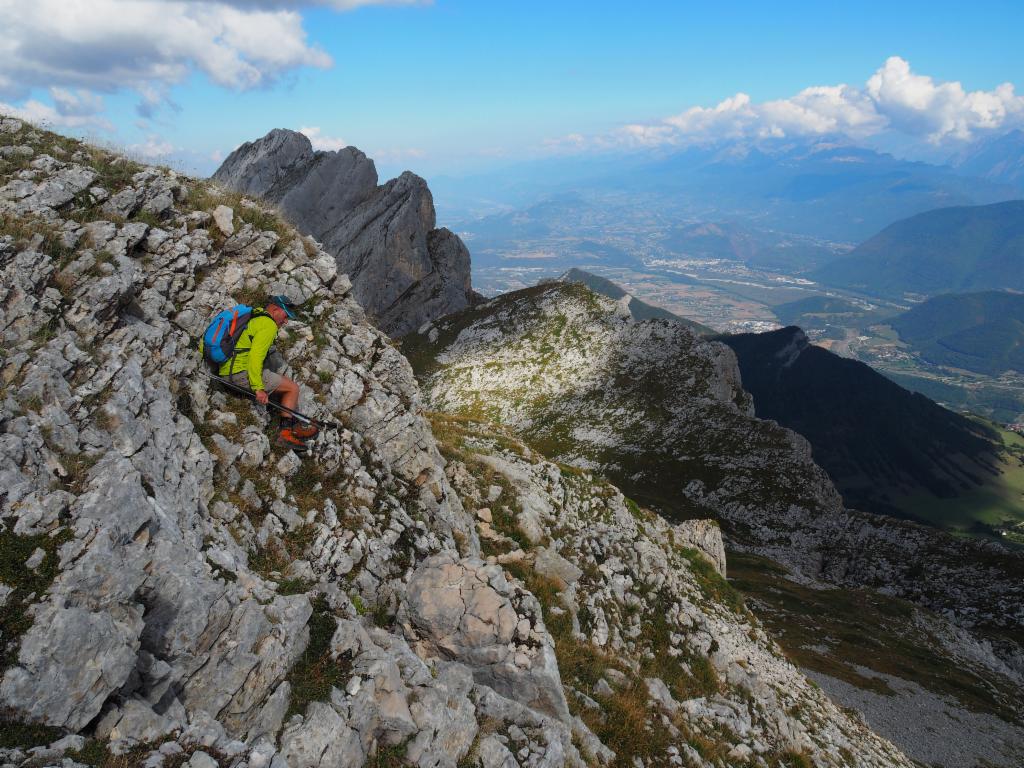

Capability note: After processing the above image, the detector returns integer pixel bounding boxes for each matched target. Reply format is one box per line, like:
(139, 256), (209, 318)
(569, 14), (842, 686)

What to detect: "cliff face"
(213, 128), (477, 337)
(0, 118), (919, 767)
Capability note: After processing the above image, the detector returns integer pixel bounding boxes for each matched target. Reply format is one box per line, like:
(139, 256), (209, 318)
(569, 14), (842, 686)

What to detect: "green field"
(894, 422), (1024, 539)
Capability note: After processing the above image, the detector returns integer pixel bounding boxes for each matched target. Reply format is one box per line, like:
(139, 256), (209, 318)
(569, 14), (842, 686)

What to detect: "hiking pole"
(199, 369), (342, 430)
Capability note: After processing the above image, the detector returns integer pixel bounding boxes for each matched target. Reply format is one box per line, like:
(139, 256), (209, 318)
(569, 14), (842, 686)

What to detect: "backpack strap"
(226, 309), (271, 378)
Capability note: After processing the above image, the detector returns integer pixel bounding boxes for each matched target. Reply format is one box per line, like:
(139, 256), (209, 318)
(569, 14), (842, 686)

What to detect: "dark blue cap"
(269, 295), (296, 318)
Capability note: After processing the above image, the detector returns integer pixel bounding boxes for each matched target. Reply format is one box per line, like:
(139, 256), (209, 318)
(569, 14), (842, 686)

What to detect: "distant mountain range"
(890, 291), (1024, 376)
(813, 200), (1024, 299)
(440, 135), (1021, 247)
(951, 129), (1024, 189)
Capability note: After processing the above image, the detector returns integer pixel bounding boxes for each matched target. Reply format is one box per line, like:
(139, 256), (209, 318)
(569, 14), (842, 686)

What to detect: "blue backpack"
(202, 305), (265, 367)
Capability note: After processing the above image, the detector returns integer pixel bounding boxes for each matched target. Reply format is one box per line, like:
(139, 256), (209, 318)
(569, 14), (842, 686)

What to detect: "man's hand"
(255, 389), (269, 405)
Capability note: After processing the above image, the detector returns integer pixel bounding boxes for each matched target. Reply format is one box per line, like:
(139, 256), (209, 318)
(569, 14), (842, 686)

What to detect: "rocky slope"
(213, 128), (478, 337)
(0, 118), (921, 767)
(560, 269), (715, 335)
(405, 283), (1024, 676)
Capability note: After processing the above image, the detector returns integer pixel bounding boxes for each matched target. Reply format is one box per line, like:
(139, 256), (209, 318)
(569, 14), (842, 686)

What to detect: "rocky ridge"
(212, 129), (478, 337)
(406, 283), (1024, 692)
(0, 118), (919, 766)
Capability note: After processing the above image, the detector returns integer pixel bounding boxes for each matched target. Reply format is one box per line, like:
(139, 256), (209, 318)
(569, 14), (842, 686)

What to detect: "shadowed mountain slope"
(719, 326), (1002, 519)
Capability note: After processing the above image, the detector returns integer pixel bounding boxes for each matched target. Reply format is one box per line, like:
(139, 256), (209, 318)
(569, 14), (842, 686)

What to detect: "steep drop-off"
(408, 281), (1024, 765)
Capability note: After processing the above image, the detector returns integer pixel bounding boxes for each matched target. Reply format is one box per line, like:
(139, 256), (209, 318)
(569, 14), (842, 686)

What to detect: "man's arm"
(246, 317), (276, 395)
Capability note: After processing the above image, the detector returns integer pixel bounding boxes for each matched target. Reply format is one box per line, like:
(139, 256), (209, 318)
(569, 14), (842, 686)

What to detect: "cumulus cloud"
(0, 87), (114, 132)
(128, 135), (177, 159)
(299, 126), (347, 151)
(49, 87), (106, 117)
(0, 0), (332, 102)
(615, 57), (1024, 149)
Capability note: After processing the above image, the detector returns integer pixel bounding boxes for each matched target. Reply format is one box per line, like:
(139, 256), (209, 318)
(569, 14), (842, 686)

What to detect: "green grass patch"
(0, 526), (73, 671)
(285, 596), (351, 719)
(679, 546), (745, 614)
(893, 421), (1024, 536)
(0, 212), (75, 267)
(249, 523), (318, 588)
(368, 739), (411, 767)
(0, 716), (62, 749)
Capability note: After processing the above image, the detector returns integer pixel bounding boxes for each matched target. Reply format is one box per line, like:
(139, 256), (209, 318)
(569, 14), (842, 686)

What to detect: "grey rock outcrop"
(213, 128), (477, 336)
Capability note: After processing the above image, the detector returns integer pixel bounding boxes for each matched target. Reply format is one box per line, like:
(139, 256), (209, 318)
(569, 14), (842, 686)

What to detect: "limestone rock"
(212, 205), (234, 236)
(401, 553), (570, 721)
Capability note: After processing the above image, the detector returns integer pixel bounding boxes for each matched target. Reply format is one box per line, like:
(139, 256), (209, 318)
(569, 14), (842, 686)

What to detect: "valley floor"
(729, 553), (1024, 768)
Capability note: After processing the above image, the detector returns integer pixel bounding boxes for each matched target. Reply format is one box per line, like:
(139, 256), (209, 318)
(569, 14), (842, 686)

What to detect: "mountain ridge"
(813, 200), (1024, 299)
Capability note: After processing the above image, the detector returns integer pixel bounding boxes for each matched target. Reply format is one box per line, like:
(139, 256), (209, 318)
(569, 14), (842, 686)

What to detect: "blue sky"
(1, 0), (1022, 179)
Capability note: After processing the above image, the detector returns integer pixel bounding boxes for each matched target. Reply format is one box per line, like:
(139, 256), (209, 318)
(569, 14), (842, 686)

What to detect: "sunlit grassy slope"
(893, 421), (1024, 537)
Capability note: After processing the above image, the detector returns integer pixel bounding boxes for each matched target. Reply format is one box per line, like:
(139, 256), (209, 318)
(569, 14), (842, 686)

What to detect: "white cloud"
(0, 0), (333, 101)
(176, 0), (431, 8)
(0, 0), (429, 132)
(0, 93), (114, 132)
(128, 135), (177, 159)
(299, 126), (347, 151)
(610, 57), (1024, 150)
(865, 56), (1023, 141)
(49, 87), (106, 117)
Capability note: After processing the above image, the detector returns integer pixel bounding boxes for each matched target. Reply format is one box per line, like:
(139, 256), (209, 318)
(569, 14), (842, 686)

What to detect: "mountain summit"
(213, 128), (479, 336)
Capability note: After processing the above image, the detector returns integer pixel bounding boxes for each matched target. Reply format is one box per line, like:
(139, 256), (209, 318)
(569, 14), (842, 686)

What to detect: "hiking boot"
(276, 428), (309, 451)
(291, 422), (319, 440)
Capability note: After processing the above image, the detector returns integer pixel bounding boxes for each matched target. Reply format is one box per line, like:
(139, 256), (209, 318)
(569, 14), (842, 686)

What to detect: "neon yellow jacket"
(221, 311), (279, 391)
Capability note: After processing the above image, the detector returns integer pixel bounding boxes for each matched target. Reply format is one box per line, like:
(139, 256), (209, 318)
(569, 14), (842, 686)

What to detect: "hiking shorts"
(227, 370), (283, 394)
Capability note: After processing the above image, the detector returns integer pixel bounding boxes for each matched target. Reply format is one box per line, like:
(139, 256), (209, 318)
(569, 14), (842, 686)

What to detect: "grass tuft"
(284, 596), (351, 719)
(0, 526), (74, 672)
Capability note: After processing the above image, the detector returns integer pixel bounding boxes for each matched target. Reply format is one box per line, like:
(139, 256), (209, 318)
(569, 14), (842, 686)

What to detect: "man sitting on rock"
(222, 295), (318, 451)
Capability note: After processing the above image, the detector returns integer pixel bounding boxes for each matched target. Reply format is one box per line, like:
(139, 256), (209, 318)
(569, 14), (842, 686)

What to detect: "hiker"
(209, 295), (318, 451)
